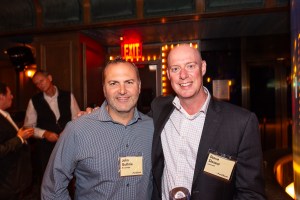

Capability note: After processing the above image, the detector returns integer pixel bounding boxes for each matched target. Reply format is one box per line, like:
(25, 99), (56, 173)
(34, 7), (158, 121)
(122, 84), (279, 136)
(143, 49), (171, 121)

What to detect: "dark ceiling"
(0, 0), (290, 59)
(82, 10), (290, 47)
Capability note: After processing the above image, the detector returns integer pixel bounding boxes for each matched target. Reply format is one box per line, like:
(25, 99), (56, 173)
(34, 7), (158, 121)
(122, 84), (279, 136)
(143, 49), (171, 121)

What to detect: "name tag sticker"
(203, 152), (236, 181)
(119, 156), (143, 177)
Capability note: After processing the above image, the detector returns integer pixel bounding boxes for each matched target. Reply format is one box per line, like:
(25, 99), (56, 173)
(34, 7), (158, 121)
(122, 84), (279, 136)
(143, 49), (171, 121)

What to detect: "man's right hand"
(17, 128), (34, 140)
(76, 106), (99, 118)
(43, 131), (59, 142)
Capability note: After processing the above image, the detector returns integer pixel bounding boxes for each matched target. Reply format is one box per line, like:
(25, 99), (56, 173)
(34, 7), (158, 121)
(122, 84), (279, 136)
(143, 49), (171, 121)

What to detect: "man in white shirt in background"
(24, 70), (80, 191)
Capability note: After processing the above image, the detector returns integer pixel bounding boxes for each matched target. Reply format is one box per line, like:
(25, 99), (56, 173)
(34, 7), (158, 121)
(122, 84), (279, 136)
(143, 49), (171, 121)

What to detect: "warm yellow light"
(162, 46), (165, 51)
(162, 77), (167, 81)
(26, 69), (36, 78)
(162, 88), (167, 93)
(285, 182), (295, 199)
(153, 55), (156, 60)
(147, 56), (151, 61)
(207, 77), (211, 83)
(162, 64), (166, 69)
(293, 161), (300, 174)
(194, 44), (198, 49)
(142, 56), (145, 61)
(109, 56), (113, 60)
(162, 58), (166, 63)
(277, 57), (285, 61)
(162, 82), (167, 87)
(162, 71), (166, 75)
(162, 52), (165, 57)
(228, 80), (232, 86)
(190, 43), (193, 47)
(165, 45), (168, 50)
(171, 44), (174, 49)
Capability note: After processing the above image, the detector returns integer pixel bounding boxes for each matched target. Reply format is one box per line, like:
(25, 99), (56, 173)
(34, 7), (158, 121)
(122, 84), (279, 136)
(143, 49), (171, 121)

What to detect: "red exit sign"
(121, 42), (142, 61)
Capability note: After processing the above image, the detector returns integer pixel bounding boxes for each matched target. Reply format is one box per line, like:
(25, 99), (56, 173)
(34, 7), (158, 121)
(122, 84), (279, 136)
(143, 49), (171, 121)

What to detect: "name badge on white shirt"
(203, 152), (236, 181)
(119, 156), (143, 177)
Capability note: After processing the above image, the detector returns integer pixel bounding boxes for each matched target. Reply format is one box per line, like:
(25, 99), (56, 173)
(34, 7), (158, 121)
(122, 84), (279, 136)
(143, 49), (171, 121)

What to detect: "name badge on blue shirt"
(119, 154), (143, 177)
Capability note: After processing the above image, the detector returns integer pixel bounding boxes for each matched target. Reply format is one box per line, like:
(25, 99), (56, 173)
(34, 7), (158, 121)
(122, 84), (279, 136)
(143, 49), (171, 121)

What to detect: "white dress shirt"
(24, 87), (80, 138)
(0, 109), (19, 131)
(161, 88), (211, 200)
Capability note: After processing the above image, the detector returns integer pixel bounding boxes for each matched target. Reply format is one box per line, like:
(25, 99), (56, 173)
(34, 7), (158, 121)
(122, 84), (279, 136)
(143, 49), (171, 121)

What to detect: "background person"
(24, 70), (80, 186)
(0, 82), (34, 200)
(41, 58), (154, 199)
(150, 44), (266, 200)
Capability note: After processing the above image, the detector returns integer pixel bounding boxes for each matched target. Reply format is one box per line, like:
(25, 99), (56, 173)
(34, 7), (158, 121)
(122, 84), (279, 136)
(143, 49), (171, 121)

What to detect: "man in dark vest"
(24, 70), (80, 186)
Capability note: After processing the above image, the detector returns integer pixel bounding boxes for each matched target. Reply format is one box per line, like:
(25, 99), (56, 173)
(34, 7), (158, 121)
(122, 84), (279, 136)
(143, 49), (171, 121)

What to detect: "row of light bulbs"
(109, 55), (159, 62)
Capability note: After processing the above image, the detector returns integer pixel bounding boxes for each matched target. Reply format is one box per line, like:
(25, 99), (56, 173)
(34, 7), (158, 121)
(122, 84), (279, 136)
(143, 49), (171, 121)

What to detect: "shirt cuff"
(17, 135), (25, 144)
(34, 128), (46, 138)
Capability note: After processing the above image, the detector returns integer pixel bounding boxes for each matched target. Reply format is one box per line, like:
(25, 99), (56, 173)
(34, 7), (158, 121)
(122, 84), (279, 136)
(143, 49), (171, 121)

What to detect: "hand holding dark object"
(169, 187), (190, 200)
(18, 127), (34, 140)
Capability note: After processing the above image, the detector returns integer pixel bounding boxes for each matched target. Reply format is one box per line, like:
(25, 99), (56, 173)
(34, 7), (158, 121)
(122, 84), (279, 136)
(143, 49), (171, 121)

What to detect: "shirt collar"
(172, 87), (211, 119)
(0, 109), (8, 118)
(43, 86), (58, 99)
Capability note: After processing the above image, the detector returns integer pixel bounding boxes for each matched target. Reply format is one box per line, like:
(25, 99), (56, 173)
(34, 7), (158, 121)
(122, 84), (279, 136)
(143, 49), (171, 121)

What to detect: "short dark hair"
(32, 70), (50, 79)
(0, 82), (8, 95)
(102, 56), (140, 85)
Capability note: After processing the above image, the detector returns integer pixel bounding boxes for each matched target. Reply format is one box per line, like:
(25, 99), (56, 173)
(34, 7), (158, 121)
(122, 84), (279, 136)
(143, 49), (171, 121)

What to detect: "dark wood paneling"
(34, 33), (84, 108)
(40, 41), (72, 90)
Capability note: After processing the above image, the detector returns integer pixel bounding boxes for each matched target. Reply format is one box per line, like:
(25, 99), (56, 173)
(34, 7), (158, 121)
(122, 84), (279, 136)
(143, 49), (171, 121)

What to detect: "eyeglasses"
(169, 63), (198, 73)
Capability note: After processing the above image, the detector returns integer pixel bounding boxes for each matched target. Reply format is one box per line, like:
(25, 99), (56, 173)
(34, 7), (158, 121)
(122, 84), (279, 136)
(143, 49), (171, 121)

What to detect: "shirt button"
(126, 183), (130, 187)
(126, 144), (129, 148)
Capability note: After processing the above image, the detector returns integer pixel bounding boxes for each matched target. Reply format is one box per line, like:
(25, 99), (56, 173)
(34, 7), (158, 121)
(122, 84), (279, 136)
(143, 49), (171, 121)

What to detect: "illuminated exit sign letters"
(121, 42), (142, 61)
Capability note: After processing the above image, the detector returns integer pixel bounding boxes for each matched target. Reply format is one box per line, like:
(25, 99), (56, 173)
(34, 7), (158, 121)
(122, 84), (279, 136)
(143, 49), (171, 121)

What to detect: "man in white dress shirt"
(24, 70), (80, 188)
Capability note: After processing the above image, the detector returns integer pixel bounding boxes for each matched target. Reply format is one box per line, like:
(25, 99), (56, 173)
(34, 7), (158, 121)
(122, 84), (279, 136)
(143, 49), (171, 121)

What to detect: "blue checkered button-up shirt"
(41, 101), (154, 200)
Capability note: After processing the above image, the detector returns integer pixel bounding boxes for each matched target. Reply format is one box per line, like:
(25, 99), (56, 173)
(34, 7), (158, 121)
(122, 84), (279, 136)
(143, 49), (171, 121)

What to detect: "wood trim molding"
(33, 0), (43, 28)
(83, 0), (91, 24)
